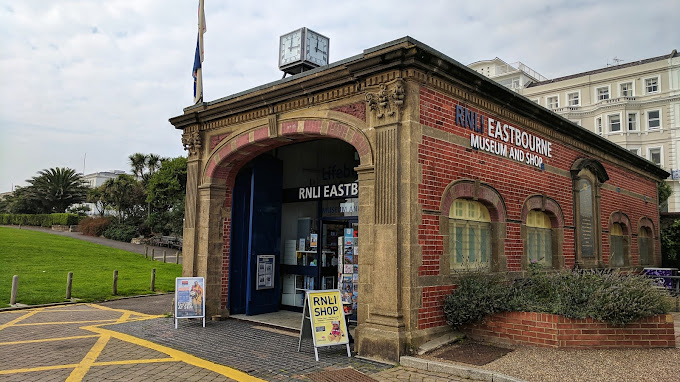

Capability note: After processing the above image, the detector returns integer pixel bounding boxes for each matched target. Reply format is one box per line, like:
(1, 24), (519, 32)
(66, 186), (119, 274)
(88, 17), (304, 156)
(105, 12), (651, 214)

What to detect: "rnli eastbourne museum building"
(170, 38), (669, 362)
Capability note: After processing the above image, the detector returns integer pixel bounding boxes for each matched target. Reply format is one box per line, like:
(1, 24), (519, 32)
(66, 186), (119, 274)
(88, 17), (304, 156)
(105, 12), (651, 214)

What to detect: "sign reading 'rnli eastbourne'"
(454, 105), (552, 170)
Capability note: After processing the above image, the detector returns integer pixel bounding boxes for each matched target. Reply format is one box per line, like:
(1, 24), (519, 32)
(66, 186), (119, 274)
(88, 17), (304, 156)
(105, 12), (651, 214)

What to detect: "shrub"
(50, 213), (80, 225)
(443, 271), (508, 329)
(0, 213), (80, 226)
(103, 222), (138, 243)
(588, 273), (669, 326)
(444, 267), (670, 328)
(79, 217), (112, 237)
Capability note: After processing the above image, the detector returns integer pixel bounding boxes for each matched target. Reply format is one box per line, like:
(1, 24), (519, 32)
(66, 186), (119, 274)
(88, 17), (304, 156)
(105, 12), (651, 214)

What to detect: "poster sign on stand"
(298, 289), (351, 361)
(174, 277), (205, 329)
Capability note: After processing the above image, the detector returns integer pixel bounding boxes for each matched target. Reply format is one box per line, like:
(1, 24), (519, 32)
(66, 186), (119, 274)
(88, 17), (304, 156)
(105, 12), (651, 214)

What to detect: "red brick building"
(170, 37), (669, 362)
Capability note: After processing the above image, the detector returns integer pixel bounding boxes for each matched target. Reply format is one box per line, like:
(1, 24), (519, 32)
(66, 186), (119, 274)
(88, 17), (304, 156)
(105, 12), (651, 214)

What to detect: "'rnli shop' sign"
(298, 290), (351, 361)
(455, 105), (553, 170)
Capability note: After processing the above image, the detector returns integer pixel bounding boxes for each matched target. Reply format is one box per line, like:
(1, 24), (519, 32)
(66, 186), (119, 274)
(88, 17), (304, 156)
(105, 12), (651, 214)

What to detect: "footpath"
(2, 225), (679, 381)
(0, 294), (483, 382)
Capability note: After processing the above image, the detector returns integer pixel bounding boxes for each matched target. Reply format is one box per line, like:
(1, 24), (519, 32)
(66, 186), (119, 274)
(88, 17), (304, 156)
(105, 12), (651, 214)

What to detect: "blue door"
(245, 156), (283, 315)
(228, 168), (252, 315)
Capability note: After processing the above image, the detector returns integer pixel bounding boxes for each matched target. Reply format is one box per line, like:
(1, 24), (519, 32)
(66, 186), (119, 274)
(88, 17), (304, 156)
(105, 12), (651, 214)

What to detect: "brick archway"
(201, 118), (373, 311)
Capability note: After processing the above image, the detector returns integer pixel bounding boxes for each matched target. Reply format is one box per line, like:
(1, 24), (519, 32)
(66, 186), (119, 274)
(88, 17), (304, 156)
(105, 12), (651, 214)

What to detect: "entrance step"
(417, 330), (465, 355)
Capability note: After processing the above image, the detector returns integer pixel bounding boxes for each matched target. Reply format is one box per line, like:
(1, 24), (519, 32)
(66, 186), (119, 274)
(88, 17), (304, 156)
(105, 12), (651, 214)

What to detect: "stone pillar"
(357, 79), (407, 363)
(182, 156), (200, 277)
(195, 183), (228, 317)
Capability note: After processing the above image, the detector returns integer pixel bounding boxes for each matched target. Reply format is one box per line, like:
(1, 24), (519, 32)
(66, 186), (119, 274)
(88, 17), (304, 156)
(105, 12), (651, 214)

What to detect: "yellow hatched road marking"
(0, 308), (44, 331)
(65, 334), (111, 382)
(0, 334), (99, 346)
(0, 364), (79, 375)
(84, 324), (266, 382)
(93, 358), (177, 366)
(90, 303), (163, 319)
(13, 319), (117, 326)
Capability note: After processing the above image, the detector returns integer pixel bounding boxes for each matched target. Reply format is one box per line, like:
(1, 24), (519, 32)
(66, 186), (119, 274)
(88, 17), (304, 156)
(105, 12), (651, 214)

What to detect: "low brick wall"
(463, 312), (675, 348)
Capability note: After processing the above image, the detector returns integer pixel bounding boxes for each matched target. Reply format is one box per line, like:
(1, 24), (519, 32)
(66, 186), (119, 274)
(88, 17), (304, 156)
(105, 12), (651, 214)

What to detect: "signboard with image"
(298, 289), (351, 361)
(174, 277), (205, 329)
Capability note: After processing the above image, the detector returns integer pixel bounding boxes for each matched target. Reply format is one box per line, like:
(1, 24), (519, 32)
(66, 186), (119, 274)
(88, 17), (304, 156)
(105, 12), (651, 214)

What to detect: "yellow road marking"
(90, 303), (163, 319)
(0, 334), (99, 346)
(84, 324), (266, 382)
(13, 319), (117, 326)
(65, 334), (111, 382)
(93, 358), (177, 366)
(0, 364), (79, 375)
(0, 308), (44, 331)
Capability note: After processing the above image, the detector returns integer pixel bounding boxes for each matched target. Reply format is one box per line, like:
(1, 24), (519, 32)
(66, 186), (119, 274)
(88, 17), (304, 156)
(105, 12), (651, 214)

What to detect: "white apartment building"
(469, 58), (548, 92)
(471, 50), (680, 212)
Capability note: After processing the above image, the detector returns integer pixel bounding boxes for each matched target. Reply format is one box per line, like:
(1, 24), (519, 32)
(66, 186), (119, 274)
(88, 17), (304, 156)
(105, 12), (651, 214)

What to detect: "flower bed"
(463, 311), (676, 348)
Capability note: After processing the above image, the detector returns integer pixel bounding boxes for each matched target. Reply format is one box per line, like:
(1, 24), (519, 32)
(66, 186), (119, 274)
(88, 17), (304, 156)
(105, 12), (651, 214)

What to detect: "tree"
(100, 174), (145, 220)
(145, 156), (187, 235)
(658, 181), (672, 211)
(24, 167), (88, 213)
(129, 153), (147, 180)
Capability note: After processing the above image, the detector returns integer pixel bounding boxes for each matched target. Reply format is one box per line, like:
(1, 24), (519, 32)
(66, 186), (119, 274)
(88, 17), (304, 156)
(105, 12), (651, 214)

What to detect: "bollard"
(66, 272), (73, 299)
(151, 248), (155, 261)
(113, 270), (118, 295)
(10, 275), (18, 305)
(163, 250), (167, 263)
(151, 268), (156, 292)
(145, 245), (149, 259)
(175, 251), (180, 264)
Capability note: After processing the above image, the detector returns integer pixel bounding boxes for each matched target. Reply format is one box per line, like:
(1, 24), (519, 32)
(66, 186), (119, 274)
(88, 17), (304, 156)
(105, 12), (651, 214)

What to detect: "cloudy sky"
(0, 0), (678, 193)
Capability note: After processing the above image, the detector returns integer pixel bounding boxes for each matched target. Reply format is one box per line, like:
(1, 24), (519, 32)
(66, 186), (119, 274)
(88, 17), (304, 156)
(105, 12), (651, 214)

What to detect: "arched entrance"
(202, 118), (374, 318)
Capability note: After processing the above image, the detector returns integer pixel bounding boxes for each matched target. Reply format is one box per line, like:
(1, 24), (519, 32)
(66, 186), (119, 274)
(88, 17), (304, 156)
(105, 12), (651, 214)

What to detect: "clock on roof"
(279, 28), (329, 75)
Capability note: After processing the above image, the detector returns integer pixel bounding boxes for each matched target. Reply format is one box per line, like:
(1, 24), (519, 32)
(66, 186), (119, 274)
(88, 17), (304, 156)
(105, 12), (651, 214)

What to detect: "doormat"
(306, 368), (378, 382)
(427, 340), (513, 365)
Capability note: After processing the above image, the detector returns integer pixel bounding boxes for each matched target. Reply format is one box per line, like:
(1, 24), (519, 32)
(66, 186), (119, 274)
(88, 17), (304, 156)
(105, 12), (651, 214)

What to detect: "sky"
(1, 0), (678, 193)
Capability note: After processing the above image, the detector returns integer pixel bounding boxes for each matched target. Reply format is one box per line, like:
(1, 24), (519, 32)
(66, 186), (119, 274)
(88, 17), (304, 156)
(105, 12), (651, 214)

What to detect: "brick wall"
(464, 311), (676, 348)
(416, 86), (662, 329)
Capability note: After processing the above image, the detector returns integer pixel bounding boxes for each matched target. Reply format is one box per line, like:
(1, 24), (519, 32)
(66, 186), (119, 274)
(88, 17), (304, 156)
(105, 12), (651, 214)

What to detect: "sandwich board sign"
(298, 289), (351, 361)
(174, 277), (205, 329)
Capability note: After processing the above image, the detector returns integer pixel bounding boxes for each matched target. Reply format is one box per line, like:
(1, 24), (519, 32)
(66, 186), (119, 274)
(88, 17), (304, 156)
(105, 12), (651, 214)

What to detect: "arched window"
(527, 210), (552, 267)
(610, 223), (625, 267)
(638, 226), (652, 266)
(449, 199), (491, 270)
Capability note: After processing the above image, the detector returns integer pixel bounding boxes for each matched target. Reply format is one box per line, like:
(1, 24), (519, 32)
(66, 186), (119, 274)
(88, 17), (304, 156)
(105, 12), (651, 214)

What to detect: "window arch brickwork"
(608, 211), (631, 267)
(440, 179), (508, 272)
(520, 195), (565, 269)
(637, 217), (655, 266)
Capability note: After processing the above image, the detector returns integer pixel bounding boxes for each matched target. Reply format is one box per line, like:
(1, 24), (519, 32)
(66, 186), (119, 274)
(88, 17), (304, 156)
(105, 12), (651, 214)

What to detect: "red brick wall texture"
(417, 86), (662, 330)
(464, 312), (675, 348)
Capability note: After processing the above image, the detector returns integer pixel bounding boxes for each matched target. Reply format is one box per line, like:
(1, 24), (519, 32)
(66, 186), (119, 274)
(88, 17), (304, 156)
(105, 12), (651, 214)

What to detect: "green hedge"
(0, 213), (81, 227)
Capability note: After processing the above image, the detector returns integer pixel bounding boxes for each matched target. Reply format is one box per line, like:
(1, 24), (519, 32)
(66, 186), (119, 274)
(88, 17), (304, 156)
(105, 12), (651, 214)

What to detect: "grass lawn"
(0, 227), (182, 308)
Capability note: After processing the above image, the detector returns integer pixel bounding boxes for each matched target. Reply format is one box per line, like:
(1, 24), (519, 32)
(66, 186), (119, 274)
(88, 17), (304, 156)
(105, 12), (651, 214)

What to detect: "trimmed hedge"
(0, 213), (81, 227)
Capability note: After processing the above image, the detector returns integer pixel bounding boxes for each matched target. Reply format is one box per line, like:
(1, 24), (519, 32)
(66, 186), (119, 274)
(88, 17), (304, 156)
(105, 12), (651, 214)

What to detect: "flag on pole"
(193, 0), (206, 104)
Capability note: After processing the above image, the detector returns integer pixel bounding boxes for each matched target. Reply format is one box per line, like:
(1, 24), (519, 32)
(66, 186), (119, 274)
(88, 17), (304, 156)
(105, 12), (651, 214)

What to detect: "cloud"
(0, 0), (677, 192)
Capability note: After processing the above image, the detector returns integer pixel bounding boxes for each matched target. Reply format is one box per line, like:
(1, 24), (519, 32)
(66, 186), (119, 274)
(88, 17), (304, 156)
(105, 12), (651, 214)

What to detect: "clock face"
(279, 30), (302, 67)
(305, 30), (329, 66)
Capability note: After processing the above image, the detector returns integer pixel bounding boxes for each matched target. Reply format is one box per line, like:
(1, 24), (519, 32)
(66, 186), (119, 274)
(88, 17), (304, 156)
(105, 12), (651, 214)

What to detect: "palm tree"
(129, 153), (147, 180)
(25, 167), (88, 213)
(146, 154), (162, 175)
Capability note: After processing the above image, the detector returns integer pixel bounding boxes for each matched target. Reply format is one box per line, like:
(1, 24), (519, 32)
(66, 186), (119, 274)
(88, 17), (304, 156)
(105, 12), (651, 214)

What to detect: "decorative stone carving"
(365, 80), (405, 119)
(332, 102), (366, 121)
(182, 131), (202, 156)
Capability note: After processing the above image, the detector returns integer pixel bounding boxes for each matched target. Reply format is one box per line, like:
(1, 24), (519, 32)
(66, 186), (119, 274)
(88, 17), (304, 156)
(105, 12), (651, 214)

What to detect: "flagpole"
(193, 0), (206, 104)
